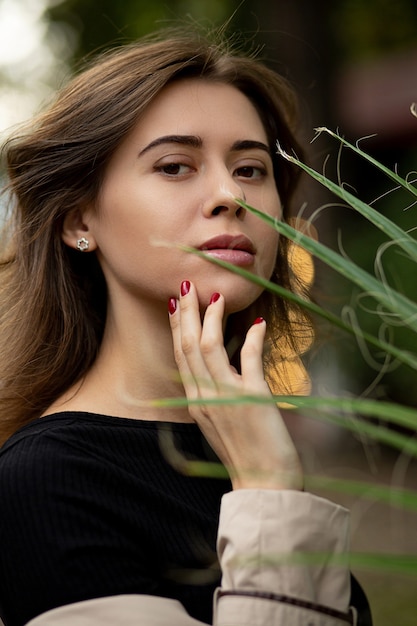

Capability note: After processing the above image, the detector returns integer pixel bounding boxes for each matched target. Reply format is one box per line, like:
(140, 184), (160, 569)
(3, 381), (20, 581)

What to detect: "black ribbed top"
(0, 412), (232, 626)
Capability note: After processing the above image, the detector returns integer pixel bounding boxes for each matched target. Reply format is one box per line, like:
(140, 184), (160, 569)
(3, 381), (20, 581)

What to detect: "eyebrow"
(138, 135), (202, 156)
(231, 139), (271, 155)
(138, 135), (271, 157)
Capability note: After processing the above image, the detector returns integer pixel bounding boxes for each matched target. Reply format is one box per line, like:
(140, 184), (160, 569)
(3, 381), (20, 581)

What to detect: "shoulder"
(0, 414), (78, 481)
(0, 412), (159, 559)
(0, 412), (145, 515)
(0, 412), (218, 509)
(0, 412), (228, 538)
(0, 413), (108, 482)
(0, 411), (158, 470)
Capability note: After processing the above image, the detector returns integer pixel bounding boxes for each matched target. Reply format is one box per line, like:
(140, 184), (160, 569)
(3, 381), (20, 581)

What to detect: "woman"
(0, 27), (371, 626)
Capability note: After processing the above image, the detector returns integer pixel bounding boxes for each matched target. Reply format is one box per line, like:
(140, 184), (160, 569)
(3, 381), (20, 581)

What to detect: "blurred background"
(1, 0), (417, 623)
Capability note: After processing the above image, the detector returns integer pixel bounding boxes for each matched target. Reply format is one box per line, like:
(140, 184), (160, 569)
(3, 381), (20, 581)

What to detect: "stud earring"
(76, 237), (89, 252)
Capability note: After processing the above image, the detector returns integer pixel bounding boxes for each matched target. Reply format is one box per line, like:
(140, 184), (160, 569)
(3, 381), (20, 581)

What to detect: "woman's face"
(85, 79), (282, 314)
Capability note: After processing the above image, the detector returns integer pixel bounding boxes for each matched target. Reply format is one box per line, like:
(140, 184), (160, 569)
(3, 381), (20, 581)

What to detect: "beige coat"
(23, 490), (355, 626)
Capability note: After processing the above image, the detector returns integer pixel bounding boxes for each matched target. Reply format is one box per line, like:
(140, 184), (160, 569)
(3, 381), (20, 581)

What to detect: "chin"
(224, 298), (260, 317)
(221, 285), (264, 316)
(192, 270), (266, 314)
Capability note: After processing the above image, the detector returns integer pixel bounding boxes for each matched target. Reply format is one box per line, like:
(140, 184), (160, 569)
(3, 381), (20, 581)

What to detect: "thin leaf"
(276, 142), (417, 263)
(348, 553), (417, 575)
(306, 474), (417, 513)
(152, 393), (416, 429)
(272, 395), (417, 430)
(314, 127), (417, 199)
(180, 245), (417, 370)
(151, 394), (417, 455)
(234, 204), (417, 334)
(158, 422), (417, 513)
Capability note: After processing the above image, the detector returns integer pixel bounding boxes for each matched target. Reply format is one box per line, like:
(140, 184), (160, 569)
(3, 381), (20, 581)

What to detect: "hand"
(168, 280), (304, 491)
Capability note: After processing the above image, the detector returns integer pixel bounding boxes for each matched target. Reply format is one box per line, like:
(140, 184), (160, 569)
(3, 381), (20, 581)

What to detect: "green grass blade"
(348, 553), (417, 575)
(306, 474), (417, 513)
(180, 245), (417, 370)
(151, 393), (417, 428)
(158, 420), (417, 513)
(276, 142), (417, 263)
(315, 127), (417, 199)
(271, 395), (417, 431)
(151, 394), (417, 454)
(279, 406), (417, 456)
(234, 204), (417, 334)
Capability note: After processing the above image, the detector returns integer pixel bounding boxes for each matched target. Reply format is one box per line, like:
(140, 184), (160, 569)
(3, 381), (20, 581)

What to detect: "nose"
(201, 168), (246, 219)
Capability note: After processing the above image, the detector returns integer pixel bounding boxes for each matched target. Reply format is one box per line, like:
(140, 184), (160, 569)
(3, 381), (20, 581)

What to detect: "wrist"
(230, 464), (304, 491)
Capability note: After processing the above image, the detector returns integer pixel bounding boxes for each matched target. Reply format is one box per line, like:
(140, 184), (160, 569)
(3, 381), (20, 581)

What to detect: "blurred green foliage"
(47, 0), (417, 64)
(331, 0), (417, 61)
(47, 0), (236, 61)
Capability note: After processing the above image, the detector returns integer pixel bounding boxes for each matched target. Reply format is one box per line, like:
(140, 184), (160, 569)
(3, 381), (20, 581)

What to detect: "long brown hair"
(0, 26), (311, 444)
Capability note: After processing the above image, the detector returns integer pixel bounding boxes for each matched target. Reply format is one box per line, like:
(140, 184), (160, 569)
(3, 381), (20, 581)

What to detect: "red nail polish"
(168, 298), (177, 315)
(253, 317), (265, 325)
(180, 280), (190, 296)
(210, 292), (220, 304)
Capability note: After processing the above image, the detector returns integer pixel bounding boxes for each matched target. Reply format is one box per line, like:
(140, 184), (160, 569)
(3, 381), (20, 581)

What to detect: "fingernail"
(210, 292), (220, 304)
(253, 317), (265, 325)
(168, 298), (177, 315)
(180, 280), (190, 296)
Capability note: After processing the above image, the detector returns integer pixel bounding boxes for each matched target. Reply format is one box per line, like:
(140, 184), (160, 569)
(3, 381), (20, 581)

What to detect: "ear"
(61, 208), (98, 252)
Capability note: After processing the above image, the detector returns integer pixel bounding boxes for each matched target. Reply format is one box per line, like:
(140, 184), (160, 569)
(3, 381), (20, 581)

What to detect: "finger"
(176, 281), (215, 397)
(199, 292), (237, 389)
(240, 317), (270, 393)
(168, 296), (197, 398)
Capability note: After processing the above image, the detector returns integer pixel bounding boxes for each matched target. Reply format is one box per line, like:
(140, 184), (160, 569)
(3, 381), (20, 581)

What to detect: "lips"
(198, 234), (256, 267)
(199, 234), (256, 254)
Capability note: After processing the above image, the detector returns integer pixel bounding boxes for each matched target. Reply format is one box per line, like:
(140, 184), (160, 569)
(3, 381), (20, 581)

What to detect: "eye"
(155, 162), (193, 177)
(234, 165), (267, 179)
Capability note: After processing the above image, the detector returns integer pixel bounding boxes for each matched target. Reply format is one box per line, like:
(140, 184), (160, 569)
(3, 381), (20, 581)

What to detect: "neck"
(49, 295), (193, 422)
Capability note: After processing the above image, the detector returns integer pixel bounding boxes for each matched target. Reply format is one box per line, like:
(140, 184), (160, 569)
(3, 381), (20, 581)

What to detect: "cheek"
(267, 235), (280, 278)
(262, 190), (281, 274)
(257, 221), (280, 276)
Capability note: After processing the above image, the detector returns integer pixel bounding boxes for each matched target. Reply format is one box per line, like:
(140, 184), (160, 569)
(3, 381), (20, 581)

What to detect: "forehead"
(132, 79), (269, 146)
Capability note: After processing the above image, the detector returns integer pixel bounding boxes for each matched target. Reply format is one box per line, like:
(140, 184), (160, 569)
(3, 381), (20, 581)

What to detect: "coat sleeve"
(214, 489), (355, 625)
(26, 490), (356, 626)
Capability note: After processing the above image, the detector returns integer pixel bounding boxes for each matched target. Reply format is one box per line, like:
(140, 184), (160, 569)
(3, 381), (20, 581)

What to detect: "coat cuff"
(213, 591), (356, 626)
(217, 490), (350, 612)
